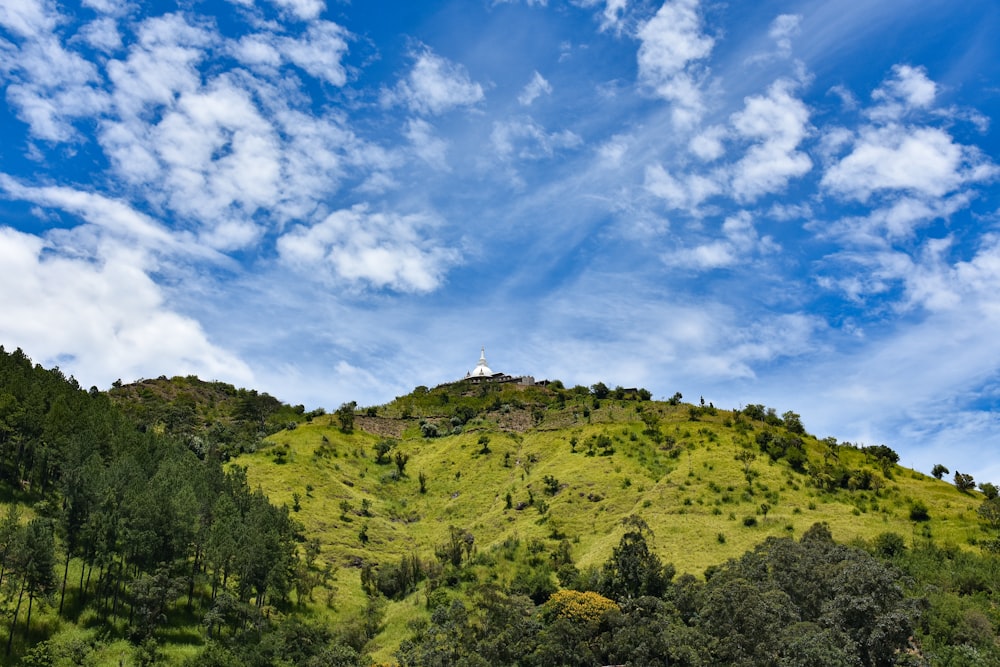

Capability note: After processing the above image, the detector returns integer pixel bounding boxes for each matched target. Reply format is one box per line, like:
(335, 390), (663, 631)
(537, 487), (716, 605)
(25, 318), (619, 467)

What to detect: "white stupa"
(467, 347), (494, 378)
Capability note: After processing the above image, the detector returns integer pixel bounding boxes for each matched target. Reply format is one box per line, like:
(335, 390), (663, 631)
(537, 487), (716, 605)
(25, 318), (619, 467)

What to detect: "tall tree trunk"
(78, 559), (87, 608)
(111, 561), (124, 618)
(24, 592), (34, 641)
(187, 545), (200, 610)
(59, 551), (71, 614)
(6, 578), (26, 655)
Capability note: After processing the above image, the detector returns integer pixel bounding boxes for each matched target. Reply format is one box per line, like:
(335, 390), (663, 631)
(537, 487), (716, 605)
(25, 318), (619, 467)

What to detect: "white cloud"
(662, 210), (778, 269)
(636, 0), (714, 126)
(768, 14), (801, 55)
(645, 163), (720, 211)
(277, 205), (461, 292)
(0, 0), (57, 38)
(491, 118), (582, 160)
(105, 13), (214, 119)
(0, 225), (252, 387)
(280, 21), (349, 86)
(689, 125), (725, 161)
(388, 47), (484, 116)
(822, 125), (994, 201)
(405, 118), (449, 170)
(77, 17), (122, 51)
(81, 0), (129, 15)
(0, 175), (203, 256)
(598, 0), (628, 33)
(2, 24), (109, 141)
(729, 79), (812, 201)
(869, 64), (936, 121)
(271, 0), (325, 21)
(597, 134), (630, 167)
(518, 70), (552, 106)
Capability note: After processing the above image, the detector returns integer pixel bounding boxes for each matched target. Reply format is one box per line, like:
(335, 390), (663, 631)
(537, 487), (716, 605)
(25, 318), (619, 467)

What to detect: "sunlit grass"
(231, 394), (986, 660)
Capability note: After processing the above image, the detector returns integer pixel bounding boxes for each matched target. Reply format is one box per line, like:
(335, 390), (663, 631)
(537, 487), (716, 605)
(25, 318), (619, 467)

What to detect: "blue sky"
(2, 0), (1000, 482)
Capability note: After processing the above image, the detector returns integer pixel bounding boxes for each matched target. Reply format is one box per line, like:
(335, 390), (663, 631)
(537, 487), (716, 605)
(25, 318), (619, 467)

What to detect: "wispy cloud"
(636, 0), (714, 127)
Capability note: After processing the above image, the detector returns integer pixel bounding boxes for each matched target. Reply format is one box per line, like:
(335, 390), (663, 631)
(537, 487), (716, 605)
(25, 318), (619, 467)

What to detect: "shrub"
(909, 501), (930, 522)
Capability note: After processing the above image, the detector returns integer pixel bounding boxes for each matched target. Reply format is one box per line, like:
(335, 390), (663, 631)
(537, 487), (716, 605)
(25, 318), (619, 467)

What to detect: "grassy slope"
(233, 388), (986, 662)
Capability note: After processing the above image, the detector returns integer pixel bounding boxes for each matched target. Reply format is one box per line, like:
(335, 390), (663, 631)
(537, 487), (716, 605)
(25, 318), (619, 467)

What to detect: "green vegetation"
(2, 346), (1000, 665)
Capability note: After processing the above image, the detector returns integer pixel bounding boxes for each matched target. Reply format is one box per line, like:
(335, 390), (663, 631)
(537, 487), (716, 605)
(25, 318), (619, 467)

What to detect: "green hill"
(226, 379), (988, 662)
(3, 349), (999, 666)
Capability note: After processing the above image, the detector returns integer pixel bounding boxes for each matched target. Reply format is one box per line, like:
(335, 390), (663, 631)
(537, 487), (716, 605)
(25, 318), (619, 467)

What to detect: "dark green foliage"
(367, 554), (427, 600)
(932, 464), (950, 480)
(336, 401), (357, 434)
(393, 450), (409, 476)
(590, 382), (610, 399)
(0, 347), (305, 660)
(910, 501), (931, 522)
(188, 615), (364, 667)
(542, 475), (560, 496)
(435, 526), (475, 568)
(979, 482), (998, 500)
(373, 438), (394, 463)
(954, 471), (976, 492)
(782, 410), (805, 434)
(872, 532), (907, 559)
(599, 518), (672, 601)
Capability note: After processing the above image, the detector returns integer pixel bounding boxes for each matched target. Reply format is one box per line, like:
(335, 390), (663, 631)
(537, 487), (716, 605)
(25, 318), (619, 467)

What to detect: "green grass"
(231, 392), (987, 662)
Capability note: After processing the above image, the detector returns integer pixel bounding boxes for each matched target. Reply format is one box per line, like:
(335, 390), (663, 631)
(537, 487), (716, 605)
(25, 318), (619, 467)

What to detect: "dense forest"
(1, 346), (1000, 665)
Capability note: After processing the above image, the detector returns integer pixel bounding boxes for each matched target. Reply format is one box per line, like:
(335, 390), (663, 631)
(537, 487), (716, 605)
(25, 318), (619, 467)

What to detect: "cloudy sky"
(2, 0), (1000, 481)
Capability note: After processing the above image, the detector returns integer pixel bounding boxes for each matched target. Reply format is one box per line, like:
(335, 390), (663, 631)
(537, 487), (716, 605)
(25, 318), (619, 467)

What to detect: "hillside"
(3, 349), (1000, 665)
(227, 379), (990, 661)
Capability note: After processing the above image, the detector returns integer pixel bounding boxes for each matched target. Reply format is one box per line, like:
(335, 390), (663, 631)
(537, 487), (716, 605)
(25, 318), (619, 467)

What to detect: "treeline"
(109, 374), (322, 459)
(0, 347), (327, 662)
(389, 519), (1000, 666)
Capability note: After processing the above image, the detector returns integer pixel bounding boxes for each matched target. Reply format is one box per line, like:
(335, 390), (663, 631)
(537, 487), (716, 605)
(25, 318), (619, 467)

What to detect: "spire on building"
(468, 346), (493, 377)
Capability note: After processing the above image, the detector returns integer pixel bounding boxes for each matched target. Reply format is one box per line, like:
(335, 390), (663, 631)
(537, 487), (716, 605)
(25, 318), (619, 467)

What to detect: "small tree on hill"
(955, 471), (976, 492)
(336, 401), (356, 433)
(393, 451), (409, 477)
(373, 439), (394, 464)
(931, 464), (949, 480)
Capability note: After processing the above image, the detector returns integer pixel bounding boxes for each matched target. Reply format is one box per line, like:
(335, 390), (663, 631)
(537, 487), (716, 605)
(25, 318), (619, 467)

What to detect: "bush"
(909, 501), (930, 522)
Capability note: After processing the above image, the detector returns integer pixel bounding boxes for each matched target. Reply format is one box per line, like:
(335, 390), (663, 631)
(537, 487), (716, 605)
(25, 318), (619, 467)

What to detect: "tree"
(736, 448), (757, 487)
(955, 471), (976, 492)
(336, 401), (356, 434)
(6, 518), (56, 654)
(477, 434), (491, 455)
(373, 439), (394, 464)
(931, 464), (949, 480)
(393, 450), (409, 476)
(600, 518), (672, 600)
(782, 411), (805, 434)
(977, 497), (1000, 532)
(590, 382), (610, 399)
(639, 411), (660, 437)
(979, 482), (999, 500)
